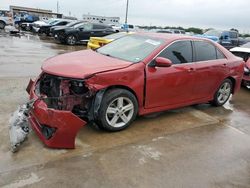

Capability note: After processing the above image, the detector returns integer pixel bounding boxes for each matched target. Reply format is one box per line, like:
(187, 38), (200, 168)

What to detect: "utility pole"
(124, 0), (129, 31)
(57, 1), (59, 13)
(125, 0), (129, 24)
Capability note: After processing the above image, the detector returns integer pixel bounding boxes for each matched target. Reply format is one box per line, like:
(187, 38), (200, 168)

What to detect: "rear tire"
(96, 89), (138, 132)
(211, 79), (232, 106)
(0, 21), (6, 29)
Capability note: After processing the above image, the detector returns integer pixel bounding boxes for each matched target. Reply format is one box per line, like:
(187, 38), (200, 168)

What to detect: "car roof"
(136, 32), (211, 42)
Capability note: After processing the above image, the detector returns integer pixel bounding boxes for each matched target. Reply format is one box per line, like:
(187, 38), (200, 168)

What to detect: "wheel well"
(104, 85), (139, 104)
(227, 76), (236, 94)
(0, 20), (6, 25)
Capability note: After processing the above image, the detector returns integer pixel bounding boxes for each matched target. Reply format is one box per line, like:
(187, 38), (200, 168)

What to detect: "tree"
(185, 27), (203, 34)
(230, 28), (239, 33)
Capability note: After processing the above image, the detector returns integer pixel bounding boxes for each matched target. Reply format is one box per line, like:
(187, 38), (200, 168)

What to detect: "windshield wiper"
(97, 51), (112, 57)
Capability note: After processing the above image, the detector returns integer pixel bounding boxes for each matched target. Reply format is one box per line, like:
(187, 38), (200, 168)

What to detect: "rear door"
(192, 40), (229, 99)
(92, 24), (108, 37)
(145, 40), (197, 108)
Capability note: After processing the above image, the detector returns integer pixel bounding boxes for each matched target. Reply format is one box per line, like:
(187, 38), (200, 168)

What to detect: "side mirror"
(155, 57), (172, 67)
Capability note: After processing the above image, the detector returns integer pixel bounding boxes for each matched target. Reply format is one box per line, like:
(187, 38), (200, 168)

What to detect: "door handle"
(188, 68), (195, 72)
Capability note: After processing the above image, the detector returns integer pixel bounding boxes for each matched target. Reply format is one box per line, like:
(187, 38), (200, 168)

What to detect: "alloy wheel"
(217, 82), (231, 104)
(67, 35), (76, 45)
(105, 97), (134, 128)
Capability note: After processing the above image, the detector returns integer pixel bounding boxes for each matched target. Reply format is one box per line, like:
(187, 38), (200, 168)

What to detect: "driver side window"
(158, 41), (193, 64)
(79, 23), (93, 31)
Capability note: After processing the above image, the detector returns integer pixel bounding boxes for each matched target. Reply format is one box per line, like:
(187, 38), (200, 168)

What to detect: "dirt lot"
(0, 32), (250, 188)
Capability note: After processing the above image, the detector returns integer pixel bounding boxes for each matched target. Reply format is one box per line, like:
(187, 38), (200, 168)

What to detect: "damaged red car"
(13, 33), (244, 150)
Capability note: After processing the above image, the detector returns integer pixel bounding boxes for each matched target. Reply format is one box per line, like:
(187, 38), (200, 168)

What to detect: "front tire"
(0, 21), (6, 29)
(97, 89), (138, 131)
(66, 35), (77, 45)
(211, 79), (232, 106)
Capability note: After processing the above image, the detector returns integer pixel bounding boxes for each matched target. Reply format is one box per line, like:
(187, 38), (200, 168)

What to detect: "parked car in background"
(0, 10), (13, 29)
(51, 20), (86, 37)
(87, 32), (133, 49)
(20, 22), (35, 31)
(156, 30), (172, 34)
(121, 24), (136, 31)
(32, 19), (58, 33)
(157, 29), (185, 34)
(56, 22), (115, 45)
(14, 12), (39, 27)
(199, 30), (246, 49)
(39, 19), (72, 36)
(230, 42), (250, 88)
(24, 33), (243, 149)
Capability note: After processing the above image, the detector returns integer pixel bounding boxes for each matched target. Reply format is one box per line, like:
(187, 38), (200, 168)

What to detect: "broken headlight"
(244, 66), (250, 73)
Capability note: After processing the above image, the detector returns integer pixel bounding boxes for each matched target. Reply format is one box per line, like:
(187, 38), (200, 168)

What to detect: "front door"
(145, 40), (197, 108)
(78, 23), (93, 41)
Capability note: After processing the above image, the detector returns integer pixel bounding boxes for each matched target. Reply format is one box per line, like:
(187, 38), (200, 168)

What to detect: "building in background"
(10, 5), (63, 20)
(82, 14), (120, 26)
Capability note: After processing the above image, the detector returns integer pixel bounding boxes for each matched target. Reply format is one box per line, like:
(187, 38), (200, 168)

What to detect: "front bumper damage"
(28, 99), (86, 149)
(242, 72), (250, 89)
(9, 74), (101, 151)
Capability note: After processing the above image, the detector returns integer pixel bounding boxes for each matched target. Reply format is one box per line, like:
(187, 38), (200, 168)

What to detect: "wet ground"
(0, 31), (250, 188)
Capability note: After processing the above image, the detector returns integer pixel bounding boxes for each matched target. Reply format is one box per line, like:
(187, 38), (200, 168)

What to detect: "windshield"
(51, 20), (63, 26)
(97, 35), (164, 63)
(48, 20), (58, 25)
(241, 42), (250, 48)
(204, 30), (222, 37)
(65, 21), (75, 27)
(73, 23), (86, 28)
(104, 32), (129, 40)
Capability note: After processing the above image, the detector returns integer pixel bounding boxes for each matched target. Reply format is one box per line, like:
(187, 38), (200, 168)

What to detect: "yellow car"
(87, 32), (133, 50)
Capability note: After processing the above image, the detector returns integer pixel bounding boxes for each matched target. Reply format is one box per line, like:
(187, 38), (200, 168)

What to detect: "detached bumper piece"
(29, 99), (87, 149)
(9, 99), (36, 152)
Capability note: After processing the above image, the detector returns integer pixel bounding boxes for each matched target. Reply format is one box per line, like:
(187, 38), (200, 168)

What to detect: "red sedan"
(26, 33), (244, 149)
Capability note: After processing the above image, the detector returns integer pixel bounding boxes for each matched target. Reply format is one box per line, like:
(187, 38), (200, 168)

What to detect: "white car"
(230, 42), (250, 88)
(32, 19), (58, 33)
(0, 10), (13, 29)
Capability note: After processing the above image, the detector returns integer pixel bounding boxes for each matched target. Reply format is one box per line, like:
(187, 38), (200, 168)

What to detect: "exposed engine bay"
(37, 73), (95, 120)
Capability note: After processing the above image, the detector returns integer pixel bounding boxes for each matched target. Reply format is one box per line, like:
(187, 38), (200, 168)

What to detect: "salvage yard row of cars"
(10, 31), (247, 151)
(17, 18), (249, 49)
(19, 19), (122, 45)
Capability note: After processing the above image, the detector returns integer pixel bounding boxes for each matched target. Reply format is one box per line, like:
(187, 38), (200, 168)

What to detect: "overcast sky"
(1, 0), (250, 33)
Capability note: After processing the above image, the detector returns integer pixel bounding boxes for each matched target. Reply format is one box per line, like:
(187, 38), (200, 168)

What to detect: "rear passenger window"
(158, 41), (193, 64)
(93, 24), (105, 29)
(194, 41), (217, 61)
(216, 49), (226, 59)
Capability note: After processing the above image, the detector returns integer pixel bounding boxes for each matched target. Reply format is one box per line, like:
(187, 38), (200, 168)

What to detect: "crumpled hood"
(53, 25), (69, 31)
(42, 50), (132, 78)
